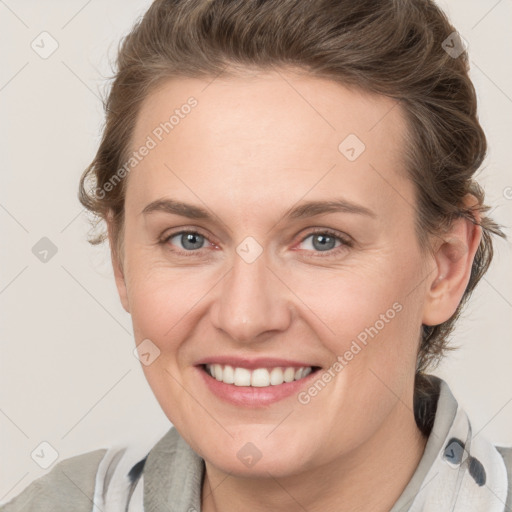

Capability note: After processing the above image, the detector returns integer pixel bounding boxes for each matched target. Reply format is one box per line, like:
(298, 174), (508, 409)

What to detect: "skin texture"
(108, 69), (481, 512)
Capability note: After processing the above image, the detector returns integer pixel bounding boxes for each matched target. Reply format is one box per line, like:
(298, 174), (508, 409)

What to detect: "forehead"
(127, 70), (412, 221)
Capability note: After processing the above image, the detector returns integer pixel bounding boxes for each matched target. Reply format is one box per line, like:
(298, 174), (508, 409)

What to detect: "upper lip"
(195, 356), (320, 370)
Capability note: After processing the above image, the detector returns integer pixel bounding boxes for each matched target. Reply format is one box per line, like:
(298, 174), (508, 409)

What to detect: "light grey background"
(1, 0), (511, 503)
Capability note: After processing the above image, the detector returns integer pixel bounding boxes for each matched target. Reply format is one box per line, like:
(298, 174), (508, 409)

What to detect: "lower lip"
(197, 366), (320, 407)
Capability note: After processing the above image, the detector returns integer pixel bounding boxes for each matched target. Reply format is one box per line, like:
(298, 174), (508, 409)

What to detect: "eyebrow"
(141, 197), (376, 222)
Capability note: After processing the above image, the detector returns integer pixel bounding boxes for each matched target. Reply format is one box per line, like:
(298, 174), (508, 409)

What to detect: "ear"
(422, 196), (482, 326)
(106, 213), (130, 313)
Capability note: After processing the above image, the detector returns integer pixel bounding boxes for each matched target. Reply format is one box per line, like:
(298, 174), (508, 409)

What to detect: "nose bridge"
(212, 245), (291, 343)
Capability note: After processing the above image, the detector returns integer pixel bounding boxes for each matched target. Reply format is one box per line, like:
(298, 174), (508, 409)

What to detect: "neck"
(202, 403), (427, 512)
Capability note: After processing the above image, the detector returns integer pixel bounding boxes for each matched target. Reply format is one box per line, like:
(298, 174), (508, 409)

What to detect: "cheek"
(289, 259), (420, 347)
(129, 272), (192, 338)
(125, 266), (204, 422)
(287, 257), (424, 404)
(125, 255), (217, 361)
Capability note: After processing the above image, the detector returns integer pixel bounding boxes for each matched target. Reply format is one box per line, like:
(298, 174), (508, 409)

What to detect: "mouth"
(202, 363), (321, 387)
(196, 361), (322, 407)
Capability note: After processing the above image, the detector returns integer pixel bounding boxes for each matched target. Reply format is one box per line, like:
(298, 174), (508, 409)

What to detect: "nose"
(210, 247), (293, 344)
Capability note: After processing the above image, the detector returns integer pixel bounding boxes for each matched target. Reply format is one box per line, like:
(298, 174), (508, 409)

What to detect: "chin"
(196, 430), (317, 477)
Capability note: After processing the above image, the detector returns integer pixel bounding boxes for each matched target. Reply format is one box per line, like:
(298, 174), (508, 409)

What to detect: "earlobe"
(422, 204), (482, 326)
(106, 216), (130, 314)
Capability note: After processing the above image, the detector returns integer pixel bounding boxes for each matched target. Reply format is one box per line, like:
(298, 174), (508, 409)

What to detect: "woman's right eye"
(163, 231), (212, 254)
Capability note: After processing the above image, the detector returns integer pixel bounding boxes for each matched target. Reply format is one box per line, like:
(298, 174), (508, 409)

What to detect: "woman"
(2, 0), (510, 510)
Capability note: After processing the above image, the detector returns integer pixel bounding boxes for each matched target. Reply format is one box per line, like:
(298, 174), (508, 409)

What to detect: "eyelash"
(159, 228), (353, 259)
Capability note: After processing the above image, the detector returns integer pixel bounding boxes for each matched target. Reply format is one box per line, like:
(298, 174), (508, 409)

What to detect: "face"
(113, 69), (435, 477)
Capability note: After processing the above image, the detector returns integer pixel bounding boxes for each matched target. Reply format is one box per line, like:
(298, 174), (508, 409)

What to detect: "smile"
(204, 364), (315, 387)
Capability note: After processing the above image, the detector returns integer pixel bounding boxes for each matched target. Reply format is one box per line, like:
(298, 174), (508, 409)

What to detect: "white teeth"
(205, 364), (314, 387)
(283, 367), (295, 383)
(251, 368), (270, 387)
(302, 367), (312, 378)
(223, 365), (234, 384)
(233, 367), (251, 386)
(269, 367), (284, 385)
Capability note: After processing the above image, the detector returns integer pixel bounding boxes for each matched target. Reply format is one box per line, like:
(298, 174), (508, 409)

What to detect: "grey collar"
(143, 427), (205, 512)
(389, 377), (458, 511)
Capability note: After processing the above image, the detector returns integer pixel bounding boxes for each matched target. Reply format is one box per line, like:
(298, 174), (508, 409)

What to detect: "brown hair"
(79, 0), (504, 388)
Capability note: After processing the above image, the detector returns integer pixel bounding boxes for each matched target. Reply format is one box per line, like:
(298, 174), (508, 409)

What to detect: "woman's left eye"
(161, 229), (351, 257)
(295, 230), (351, 257)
